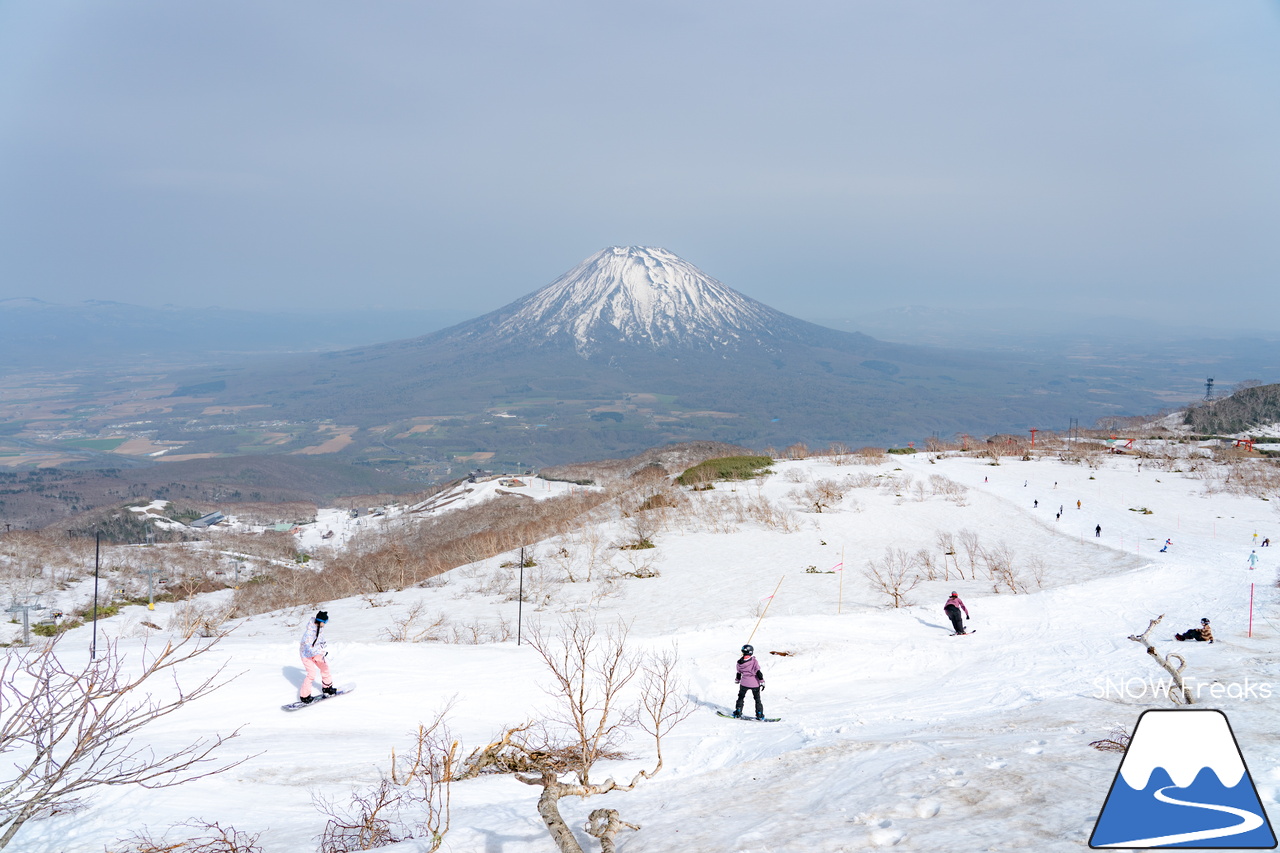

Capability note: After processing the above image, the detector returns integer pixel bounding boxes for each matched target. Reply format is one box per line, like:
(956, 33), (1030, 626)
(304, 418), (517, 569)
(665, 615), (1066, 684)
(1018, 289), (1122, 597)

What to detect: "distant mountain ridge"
(0, 298), (472, 371)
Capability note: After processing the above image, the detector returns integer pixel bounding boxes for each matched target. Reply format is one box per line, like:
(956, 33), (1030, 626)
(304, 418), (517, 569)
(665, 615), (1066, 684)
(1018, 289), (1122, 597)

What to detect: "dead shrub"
(110, 820), (263, 853)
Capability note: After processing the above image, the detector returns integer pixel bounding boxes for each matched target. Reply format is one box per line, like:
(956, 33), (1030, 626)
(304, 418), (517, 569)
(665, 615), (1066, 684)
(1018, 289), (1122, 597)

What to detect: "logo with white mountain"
(1090, 709), (1276, 849)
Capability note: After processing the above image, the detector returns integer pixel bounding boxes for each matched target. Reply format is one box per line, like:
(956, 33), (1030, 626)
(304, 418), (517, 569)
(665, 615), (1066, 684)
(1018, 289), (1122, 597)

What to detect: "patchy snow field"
(9, 451), (1280, 852)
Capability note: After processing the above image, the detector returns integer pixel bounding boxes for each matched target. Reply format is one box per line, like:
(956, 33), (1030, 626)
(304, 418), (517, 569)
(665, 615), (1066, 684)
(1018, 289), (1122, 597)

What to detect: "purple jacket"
(736, 655), (763, 688)
(944, 595), (969, 618)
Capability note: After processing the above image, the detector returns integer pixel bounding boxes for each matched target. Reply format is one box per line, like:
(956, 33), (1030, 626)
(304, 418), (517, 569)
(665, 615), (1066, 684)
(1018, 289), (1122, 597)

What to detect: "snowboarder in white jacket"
(298, 610), (337, 704)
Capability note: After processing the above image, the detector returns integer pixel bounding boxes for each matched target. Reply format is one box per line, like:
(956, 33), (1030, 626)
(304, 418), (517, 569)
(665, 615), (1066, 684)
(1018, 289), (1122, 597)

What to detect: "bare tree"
(457, 616), (691, 853)
(826, 442), (852, 466)
(956, 528), (982, 579)
(0, 634), (247, 849)
(914, 548), (938, 581)
(622, 510), (658, 551)
(935, 531), (959, 581)
(863, 548), (922, 608)
(1128, 615), (1195, 705)
(981, 541), (1026, 594)
(784, 443), (809, 460)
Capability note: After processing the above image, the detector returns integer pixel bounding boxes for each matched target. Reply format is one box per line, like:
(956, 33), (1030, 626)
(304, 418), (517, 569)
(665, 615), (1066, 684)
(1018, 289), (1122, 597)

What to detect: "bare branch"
(1127, 615), (1195, 705)
(585, 809), (640, 853)
(457, 616), (689, 852)
(0, 634), (248, 850)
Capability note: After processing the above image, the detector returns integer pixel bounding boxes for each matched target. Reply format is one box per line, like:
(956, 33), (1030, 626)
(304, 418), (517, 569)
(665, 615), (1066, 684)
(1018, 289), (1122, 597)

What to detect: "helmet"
(1201, 617), (1210, 624)
(741, 644), (754, 655)
(949, 591), (958, 597)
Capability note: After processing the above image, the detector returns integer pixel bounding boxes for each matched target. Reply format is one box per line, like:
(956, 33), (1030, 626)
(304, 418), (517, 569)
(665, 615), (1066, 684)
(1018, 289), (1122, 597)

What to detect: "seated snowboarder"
(1175, 617), (1214, 643)
(734, 644), (766, 719)
(944, 591), (969, 634)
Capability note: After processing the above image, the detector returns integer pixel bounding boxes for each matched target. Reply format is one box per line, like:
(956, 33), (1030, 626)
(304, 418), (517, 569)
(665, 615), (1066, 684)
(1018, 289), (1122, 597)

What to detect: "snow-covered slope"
(10, 449), (1280, 852)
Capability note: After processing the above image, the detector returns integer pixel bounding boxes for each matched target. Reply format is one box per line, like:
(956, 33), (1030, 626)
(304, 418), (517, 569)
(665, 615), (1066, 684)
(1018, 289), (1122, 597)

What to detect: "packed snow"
(7, 449), (1280, 852)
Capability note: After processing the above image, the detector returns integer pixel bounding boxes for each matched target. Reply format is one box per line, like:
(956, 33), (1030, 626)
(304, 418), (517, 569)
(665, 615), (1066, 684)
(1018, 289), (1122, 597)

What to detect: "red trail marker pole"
(1249, 583), (1254, 638)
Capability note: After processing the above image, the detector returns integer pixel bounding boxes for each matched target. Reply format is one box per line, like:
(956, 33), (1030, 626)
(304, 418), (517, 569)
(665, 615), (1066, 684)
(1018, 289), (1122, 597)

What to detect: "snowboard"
(716, 711), (781, 723)
(282, 683), (356, 711)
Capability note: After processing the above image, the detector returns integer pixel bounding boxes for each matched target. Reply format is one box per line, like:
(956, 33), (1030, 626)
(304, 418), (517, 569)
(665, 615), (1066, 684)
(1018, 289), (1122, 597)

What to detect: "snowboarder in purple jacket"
(944, 592), (969, 635)
(733, 644), (766, 719)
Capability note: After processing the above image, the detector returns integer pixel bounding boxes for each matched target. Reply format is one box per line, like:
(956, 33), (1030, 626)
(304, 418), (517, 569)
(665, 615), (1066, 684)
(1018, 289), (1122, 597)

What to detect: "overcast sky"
(1, 1), (1278, 328)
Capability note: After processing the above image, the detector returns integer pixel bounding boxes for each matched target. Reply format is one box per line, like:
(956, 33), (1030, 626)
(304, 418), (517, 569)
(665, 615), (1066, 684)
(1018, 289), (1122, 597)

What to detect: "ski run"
(7, 446), (1280, 852)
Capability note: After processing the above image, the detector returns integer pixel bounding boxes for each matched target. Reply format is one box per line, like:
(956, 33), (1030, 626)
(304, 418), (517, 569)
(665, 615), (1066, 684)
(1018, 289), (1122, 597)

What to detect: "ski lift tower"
(1204, 378), (1215, 402)
(6, 595), (45, 645)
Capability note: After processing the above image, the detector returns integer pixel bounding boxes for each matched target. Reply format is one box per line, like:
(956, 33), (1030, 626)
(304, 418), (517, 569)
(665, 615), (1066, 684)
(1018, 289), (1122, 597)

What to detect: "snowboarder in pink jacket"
(944, 592), (970, 635)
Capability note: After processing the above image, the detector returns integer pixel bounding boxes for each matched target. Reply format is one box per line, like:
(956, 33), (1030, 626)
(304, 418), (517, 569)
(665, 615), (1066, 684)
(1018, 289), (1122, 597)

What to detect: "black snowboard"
(282, 683), (356, 711)
(716, 711), (781, 722)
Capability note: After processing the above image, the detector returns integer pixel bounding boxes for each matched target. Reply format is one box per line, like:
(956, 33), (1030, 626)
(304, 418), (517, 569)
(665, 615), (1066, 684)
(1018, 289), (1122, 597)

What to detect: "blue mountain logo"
(1091, 709), (1276, 848)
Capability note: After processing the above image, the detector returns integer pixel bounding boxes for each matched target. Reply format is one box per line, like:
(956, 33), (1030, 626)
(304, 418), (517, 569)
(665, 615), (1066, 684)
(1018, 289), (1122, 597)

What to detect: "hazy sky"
(2, 1), (1278, 328)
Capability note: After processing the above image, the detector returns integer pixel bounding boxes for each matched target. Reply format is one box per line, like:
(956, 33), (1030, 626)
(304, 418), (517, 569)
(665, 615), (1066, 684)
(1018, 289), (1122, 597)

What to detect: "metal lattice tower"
(1204, 378), (1215, 402)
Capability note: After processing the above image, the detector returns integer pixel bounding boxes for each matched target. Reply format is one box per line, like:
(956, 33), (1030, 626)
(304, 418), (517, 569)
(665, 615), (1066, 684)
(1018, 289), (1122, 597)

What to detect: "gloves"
(759, 684), (765, 691)
(735, 677), (741, 684)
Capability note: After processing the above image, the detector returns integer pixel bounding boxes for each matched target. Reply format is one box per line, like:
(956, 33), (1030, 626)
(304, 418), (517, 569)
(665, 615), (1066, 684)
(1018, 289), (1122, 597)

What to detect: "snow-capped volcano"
(487, 246), (801, 355)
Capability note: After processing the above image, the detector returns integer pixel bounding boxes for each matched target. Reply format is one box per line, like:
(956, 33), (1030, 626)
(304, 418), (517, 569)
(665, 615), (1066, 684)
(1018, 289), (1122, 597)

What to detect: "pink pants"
(300, 654), (332, 697)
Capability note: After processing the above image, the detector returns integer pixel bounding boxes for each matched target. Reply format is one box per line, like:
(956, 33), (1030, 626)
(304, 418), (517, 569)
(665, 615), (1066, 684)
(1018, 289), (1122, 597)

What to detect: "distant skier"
(1175, 618), (1214, 643)
(943, 591), (969, 635)
(733, 644), (766, 719)
(1033, 499), (1038, 508)
(1077, 500), (1082, 510)
(1248, 550), (1259, 570)
(298, 610), (337, 704)
(1160, 538), (1171, 553)
(1095, 524), (1102, 538)
(1264, 538), (1271, 547)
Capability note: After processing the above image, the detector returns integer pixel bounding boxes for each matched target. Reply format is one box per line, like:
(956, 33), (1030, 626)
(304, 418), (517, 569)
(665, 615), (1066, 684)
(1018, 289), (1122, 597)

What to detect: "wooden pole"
(748, 575), (785, 644)
(838, 547), (845, 615)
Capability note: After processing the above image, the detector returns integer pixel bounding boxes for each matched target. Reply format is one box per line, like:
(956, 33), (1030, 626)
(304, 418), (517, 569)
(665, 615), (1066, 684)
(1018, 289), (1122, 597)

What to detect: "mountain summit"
(179, 246), (1169, 467)
(450, 246), (813, 357)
